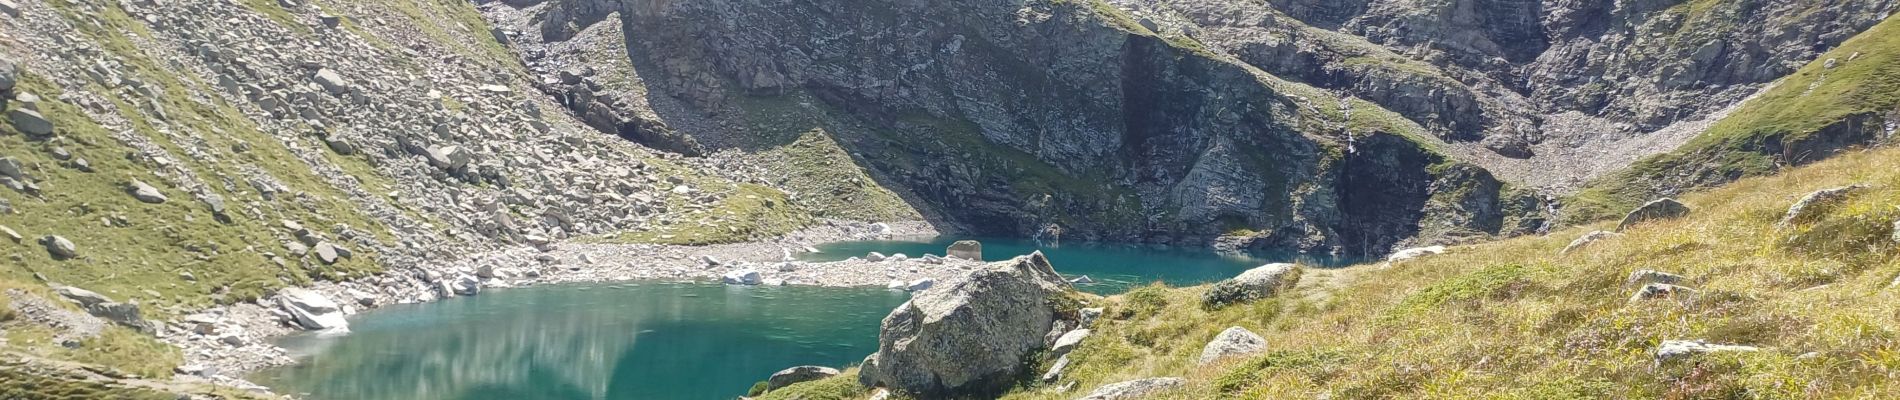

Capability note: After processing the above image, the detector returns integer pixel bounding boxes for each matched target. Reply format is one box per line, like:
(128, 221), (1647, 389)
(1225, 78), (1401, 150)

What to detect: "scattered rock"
(1050, 329), (1090, 358)
(858, 252), (1075, 396)
(946, 240), (982, 260)
(904, 278), (934, 291)
(1480, 135), (1533, 158)
(312, 69), (348, 94)
(0, 224), (19, 243)
(1079, 377), (1184, 400)
(426, 145), (472, 171)
(1201, 263), (1301, 307)
(722, 269), (762, 285)
(1629, 283), (1696, 303)
(1040, 354), (1071, 383)
(1655, 340), (1759, 367)
(1561, 230), (1622, 255)
(1778, 185), (1866, 228)
(766, 365), (840, 391)
(865, 252), (887, 262)
(1386, 246), (1446, 262)
(1625, 269), (1684, 287)
(126, 180), (168, 204)
(9, 108), (51, 136)
(40, 235), (77, 259)
(313, 242), (342, 264)
(1616, 198), (1690, 232)
(277, 288), (348, 331)
(1198, 326), (1267, 365)
(1078, 307), (1103, 327)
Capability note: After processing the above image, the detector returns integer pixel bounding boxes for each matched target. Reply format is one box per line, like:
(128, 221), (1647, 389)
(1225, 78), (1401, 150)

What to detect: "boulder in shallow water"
(946, 240), (982, 260)
(723, 269), (763, 285)
(767, 365), (840, 391)
(1079, 377), (1184, 400)
(1198, 326), (1267, 365)
(858, 252), (1076, 397)
(1201, 263), (1301, 308)
(277, 288), (348, 331)
(1616, 198), (1690, 232)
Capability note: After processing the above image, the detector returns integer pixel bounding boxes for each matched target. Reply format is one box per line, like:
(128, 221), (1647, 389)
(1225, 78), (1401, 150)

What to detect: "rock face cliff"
(483, 0), (1894, 256)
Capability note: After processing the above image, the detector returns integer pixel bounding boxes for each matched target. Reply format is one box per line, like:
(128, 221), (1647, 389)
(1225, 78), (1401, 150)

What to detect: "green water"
(253, 282), (909, 400)
(257, 239), (1350, 399)
(803, 237), (1356, 294)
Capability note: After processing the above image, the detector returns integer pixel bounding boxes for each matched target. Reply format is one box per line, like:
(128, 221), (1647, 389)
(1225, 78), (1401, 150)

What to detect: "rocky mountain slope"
(0, 0), (867, 395)
(487, 0), (1894, 256)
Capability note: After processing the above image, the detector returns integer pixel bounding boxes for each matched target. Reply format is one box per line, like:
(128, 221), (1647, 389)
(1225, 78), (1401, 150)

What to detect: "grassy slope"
(1568, 15), (1900, 223)
(1003, 145), (1900, 398)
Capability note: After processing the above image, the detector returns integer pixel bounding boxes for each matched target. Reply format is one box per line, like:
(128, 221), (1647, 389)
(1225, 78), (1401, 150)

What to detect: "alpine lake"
(254, 237), (1355, 399)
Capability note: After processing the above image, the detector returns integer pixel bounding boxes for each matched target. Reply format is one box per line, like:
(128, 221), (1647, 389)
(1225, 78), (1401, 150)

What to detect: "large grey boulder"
(1201, 263), (1301, 307)
(10, 108), (52, 136)
(1079, 377), (1184, 400)
(127, 180), (167, 204)
(946, 240), (982, 260)
(54, 286), (152, 333)
(858, 252), (1075, 397)
(1616, 198), (1690, 232)
(1777, 185), (1865, 227)
(0, 55), (15, 96)
(41, 235), (77, 259)
(277, 288), (348, 331)
(426, 145), (471, 170)
(766, 365), (840, 391)
(1198, 326), (1267, 365)
(312, 69), (348, 94)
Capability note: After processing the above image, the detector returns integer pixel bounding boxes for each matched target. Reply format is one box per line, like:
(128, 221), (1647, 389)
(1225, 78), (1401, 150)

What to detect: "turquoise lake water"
(253, 282), (908, 400)
(803, 236), (1354, 294)
(257, 238), (1354, 399)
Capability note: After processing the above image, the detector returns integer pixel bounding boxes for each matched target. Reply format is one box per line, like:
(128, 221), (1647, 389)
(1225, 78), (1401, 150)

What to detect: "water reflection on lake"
(254, 282), (908, 400)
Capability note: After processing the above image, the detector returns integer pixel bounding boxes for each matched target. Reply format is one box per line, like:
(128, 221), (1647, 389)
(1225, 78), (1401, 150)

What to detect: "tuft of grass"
(1005, 144), (1900, 398)
(755, 369), (870, 400)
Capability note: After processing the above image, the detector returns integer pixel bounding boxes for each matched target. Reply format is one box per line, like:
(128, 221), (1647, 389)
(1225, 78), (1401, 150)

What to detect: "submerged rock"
(767, 365), (840, 390)
(1079, 377), (1184, 400)
(1201, 263), (1301, 308)
(1198, 326), (1267, 365)
(858, 252), (1075, 397)
(1616, 198), (1690, 232)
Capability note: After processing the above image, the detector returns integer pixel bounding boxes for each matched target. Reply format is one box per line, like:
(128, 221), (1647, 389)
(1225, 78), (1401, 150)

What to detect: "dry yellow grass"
(1003, 146), (1900, 399)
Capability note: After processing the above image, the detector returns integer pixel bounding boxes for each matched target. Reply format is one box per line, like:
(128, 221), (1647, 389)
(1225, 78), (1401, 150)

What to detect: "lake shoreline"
(165, 220), (974, 396)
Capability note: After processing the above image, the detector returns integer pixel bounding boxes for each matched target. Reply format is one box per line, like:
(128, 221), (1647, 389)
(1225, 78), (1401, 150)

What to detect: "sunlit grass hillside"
(980, 144), (1899, 398)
